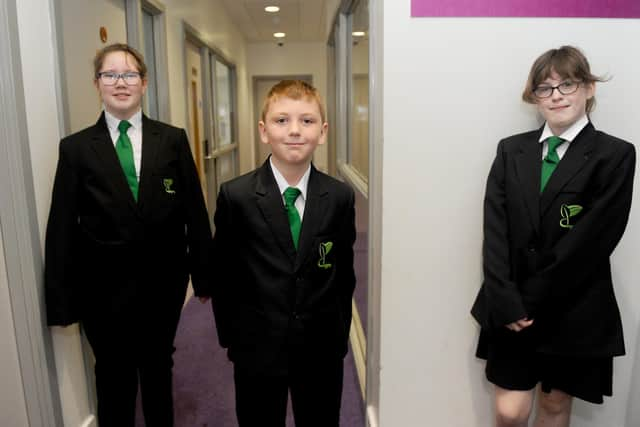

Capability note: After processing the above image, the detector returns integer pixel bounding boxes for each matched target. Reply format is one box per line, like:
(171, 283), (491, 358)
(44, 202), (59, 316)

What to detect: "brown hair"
(260, 80), (326, 123)
(522, 45), (607, 113)
(93, 43), (147, 79)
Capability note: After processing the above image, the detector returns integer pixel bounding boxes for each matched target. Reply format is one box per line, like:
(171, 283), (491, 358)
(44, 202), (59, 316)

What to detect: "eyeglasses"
(533, 81), (581, 98)
(97, 71), (142, 86)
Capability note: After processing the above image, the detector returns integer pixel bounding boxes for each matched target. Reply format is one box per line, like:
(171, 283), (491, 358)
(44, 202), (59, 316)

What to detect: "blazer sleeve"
(176, 129), (213, 297)
(522, 141), (635, 303)
(337, 187), (357, 335)
(45, 139), (80, 326)
(210, 183), (234, 348)
(473, 140), (528, 328)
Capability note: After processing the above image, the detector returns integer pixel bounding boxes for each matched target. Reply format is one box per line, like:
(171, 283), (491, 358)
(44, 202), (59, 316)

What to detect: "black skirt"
(476, 324), (613, 404)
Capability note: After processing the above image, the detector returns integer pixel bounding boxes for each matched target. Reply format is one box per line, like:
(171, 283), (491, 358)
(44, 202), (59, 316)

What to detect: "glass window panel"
(204, 157), (217, 229)
(142, 10), (159, 119)
(353, 188), (369, 335)
(349, 0), (369, 180)
(327, 25), (337, 175)
(214, 60), (233, 146)
(334, 17), (347, 165)
(216, 152), (236, 186)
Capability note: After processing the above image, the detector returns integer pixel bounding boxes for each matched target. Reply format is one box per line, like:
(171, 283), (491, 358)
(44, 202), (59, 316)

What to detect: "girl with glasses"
(472, 45), (635, 427)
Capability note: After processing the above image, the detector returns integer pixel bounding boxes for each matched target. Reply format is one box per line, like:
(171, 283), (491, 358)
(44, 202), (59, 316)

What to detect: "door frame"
(0, 0), (63, 425)
(182, 28), (208, 188)
(126, 0), (171, 122)
(328, 1), (382, 426)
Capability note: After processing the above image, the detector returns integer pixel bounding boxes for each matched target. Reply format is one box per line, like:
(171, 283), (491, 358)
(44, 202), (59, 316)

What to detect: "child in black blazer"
(211, 80), (356, 427)
(45, 44), (212, 427)
(472, 46), (635, 427)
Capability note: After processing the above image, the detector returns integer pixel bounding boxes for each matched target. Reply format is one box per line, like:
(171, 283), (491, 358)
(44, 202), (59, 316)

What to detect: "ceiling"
(220, 0), (332, 43)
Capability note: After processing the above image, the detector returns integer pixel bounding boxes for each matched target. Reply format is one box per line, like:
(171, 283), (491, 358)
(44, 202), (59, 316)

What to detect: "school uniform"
(211, 157), (356, 426)
(45, 110), (212, 426)
(471, 117), (635, 402)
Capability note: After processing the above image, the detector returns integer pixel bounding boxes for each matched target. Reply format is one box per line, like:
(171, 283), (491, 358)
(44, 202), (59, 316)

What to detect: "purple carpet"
(135, 297), (365, 426)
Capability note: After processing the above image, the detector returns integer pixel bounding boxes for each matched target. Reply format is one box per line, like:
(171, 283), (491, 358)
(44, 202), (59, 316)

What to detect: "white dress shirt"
(105, 108), (143, 180)
(538, 114), (589, 160)
(269, 157), (311, 219)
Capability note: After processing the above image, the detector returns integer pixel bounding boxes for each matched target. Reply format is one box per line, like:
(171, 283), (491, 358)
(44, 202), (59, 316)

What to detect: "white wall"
(161, 0), (252, 173)
(246, 41), (329, 172)
(59, 0), (128, 133)
(0, 228), (29, 427)
(378, 2), (640, 427)
(324, 0), (341, 37)
(17, 1), (94, 426)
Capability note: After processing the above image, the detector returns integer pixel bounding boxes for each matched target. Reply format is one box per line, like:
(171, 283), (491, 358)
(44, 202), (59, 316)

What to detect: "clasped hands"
(506, 318), (534, 332)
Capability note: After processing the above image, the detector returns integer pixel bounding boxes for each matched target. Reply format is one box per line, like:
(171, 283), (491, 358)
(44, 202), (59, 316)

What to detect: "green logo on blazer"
(318, 241), (333, 269)
(163, 178), (176, 194)
(560, 204), (582, 229)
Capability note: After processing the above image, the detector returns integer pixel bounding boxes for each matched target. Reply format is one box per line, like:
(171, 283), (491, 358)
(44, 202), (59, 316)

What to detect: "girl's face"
(95, 51), (147, 120)
(535, 70), (595, 135)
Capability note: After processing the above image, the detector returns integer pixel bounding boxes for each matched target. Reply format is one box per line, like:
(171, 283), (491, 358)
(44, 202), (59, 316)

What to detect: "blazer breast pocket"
(555, 188), (589, 230)
(556, 187), (582, 201)
(310, 234), (338, 272)
(152, 171), (180, 202)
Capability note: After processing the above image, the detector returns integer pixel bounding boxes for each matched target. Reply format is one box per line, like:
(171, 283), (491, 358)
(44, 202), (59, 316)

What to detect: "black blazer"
(211, 160), (356, 372)
(472, 122), (635, 357)
(45, 113), (212, 326)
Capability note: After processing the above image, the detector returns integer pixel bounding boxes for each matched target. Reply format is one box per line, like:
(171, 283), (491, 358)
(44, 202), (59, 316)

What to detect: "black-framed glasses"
(97, 71), (142, 86)
(533, 81), (581, 98)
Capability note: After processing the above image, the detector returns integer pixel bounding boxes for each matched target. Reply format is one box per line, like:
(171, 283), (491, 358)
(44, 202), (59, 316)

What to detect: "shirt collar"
(104, 108), (143, 133)
(539, 114), (589, 143)
(269, 156), (311, 201)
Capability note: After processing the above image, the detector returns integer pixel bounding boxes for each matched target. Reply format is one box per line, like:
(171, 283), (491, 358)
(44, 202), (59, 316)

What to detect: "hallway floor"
(136, 296), (365, 426)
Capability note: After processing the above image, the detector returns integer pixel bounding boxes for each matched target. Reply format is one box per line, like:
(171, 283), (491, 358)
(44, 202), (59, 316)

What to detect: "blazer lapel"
(294, 166), (329, 271)
(137, 115), (161, 214)
(540, 123), (596, 217)
(514, 131), (543, 235)
(255, 161), (298, 262)
(88, 112), (139, 213)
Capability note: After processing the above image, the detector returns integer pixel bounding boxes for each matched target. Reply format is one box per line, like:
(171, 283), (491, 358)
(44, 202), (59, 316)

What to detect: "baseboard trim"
(366, 404), (379, 427)
(349, 300), (367, 399)
(79, 414), (96, 427)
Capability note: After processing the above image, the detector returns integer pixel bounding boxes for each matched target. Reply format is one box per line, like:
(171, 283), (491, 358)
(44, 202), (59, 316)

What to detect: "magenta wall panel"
(411, 0), (640, 18)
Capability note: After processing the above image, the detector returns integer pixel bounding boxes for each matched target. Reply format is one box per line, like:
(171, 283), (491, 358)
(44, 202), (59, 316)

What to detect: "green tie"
(283, 187), (302, 250)
(115, 120), (138, 201)
(540, 136), (564, 193)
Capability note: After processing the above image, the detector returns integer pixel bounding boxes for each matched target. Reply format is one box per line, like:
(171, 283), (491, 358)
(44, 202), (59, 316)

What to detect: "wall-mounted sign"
(411, 0), (640, 18)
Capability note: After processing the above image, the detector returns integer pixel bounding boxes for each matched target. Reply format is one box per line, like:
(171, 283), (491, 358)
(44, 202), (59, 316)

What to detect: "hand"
(505, 318), (534, 332)
(198, 296), (210, 303)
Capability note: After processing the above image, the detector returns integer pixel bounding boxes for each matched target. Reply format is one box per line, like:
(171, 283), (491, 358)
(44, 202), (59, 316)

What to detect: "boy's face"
(536, 70), (594, 135)
(259, 96), (327, 167)
(95, 51), (147, 120)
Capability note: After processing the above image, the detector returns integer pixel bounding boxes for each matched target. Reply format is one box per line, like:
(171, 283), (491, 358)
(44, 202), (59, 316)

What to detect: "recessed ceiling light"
(265, 6), (280, 13)
(352, 31), (366, 37)
(273, 32), (286, 38)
